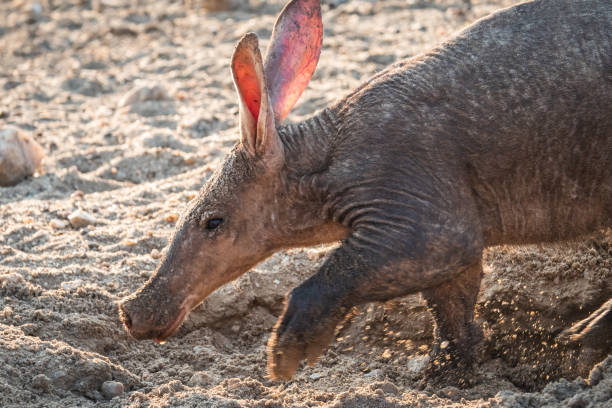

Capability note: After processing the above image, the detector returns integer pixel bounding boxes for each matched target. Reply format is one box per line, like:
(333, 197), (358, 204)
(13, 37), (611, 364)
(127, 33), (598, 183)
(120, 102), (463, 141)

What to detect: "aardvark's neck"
(277, 107), (339, 179)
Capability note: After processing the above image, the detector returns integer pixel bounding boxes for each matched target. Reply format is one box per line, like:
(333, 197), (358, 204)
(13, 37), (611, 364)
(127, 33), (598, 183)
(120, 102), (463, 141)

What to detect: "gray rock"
(101, 380), (124, 399)
(31, 374), (51, 392)
(188, 372), (212, 387)
(377, 382), (399, 395)
(406, 355), (429, 373)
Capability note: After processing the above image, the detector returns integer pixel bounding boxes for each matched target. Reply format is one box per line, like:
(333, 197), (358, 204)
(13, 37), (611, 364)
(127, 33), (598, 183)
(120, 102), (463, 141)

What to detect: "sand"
(0, 0), (611, 406)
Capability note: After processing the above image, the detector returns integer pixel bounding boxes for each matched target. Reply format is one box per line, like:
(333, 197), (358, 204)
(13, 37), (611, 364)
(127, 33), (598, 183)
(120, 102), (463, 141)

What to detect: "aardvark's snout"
(118, 295), (188, 344)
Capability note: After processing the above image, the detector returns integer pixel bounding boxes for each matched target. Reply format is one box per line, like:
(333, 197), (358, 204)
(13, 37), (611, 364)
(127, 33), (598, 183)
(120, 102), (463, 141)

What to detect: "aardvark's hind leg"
(421, 262), (483, 386)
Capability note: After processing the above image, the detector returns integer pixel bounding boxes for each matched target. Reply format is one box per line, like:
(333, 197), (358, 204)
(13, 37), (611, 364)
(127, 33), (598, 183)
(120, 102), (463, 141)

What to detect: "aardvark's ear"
(264, 0), (323, 124)
(231, 33), (279, 159)
(231, 0), (322, 158)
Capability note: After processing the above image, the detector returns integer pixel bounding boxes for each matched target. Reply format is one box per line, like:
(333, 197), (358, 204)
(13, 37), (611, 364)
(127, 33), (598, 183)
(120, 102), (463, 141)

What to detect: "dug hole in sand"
(0, 0), (610, 406)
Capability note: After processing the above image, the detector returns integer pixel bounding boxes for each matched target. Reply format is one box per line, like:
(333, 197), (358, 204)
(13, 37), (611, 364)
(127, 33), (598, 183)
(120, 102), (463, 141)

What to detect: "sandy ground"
(1, 0), (611, 406)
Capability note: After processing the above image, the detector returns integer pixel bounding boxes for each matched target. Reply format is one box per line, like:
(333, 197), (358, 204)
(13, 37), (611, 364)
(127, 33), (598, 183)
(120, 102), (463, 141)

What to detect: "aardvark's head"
(118, 0), (342, 343)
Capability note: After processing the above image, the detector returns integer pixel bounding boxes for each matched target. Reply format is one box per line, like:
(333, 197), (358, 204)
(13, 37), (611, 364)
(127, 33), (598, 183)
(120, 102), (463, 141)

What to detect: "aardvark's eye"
(205, 218), (223, 230)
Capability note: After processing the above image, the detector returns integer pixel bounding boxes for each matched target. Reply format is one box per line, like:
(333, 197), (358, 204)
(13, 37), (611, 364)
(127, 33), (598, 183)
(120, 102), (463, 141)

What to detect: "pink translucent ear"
(264, 0), (323, 123)
(231, 33), (280, 158)
(231, 33), (264, 125)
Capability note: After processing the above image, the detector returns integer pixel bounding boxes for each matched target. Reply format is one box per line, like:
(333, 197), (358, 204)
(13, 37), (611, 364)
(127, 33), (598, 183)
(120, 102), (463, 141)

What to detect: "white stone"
(29, 2), (44, 21)
(68, 210), (96, 228)
(364, 368), (382, 378)
(0, 127), (44, 186)
(406, 355), (430, 373)
(50, 219), (69, 229)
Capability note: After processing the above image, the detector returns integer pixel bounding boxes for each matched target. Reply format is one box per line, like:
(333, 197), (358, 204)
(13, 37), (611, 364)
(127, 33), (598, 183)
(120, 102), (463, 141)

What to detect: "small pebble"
(309, 372), (324, 380)
(31, 374), (51, 392)
(0, 126), (44, 186)
(50, 219), (69, 229)
(568, 394), (587, 408)
(164, 213), (178, 223)
(29, 2), (44, 22)
(68, 209), (96, 228)
(407, 355), (429, 373)
(151, 249), (162, 259)
(364, 369), (382, 378)
(101, 380), (124, 399)
(437, 386), (461, 401)
(188, 371), (212, 387)
(378, 382), (399, 395)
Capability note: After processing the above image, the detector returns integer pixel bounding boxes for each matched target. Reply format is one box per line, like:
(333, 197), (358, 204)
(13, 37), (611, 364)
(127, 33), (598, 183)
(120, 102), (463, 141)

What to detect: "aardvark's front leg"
(266, 245), (361, 381)
(266, 226), (484, 381)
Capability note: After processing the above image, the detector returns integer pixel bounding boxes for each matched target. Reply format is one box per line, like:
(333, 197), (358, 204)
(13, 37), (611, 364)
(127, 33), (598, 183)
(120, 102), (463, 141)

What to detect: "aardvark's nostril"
(119, 304), (132, 331)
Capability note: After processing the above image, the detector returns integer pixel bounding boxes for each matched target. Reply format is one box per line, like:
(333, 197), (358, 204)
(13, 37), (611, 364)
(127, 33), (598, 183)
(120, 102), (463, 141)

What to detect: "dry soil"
(0, 0), (611, 407)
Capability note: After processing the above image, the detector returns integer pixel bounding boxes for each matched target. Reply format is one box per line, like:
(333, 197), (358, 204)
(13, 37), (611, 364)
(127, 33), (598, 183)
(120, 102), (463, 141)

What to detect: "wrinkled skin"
(120, 0), (612, 384)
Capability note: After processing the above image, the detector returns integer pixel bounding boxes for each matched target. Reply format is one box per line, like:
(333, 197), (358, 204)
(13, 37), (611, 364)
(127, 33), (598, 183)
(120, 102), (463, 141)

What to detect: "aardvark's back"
(334, 0), (612, 245)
